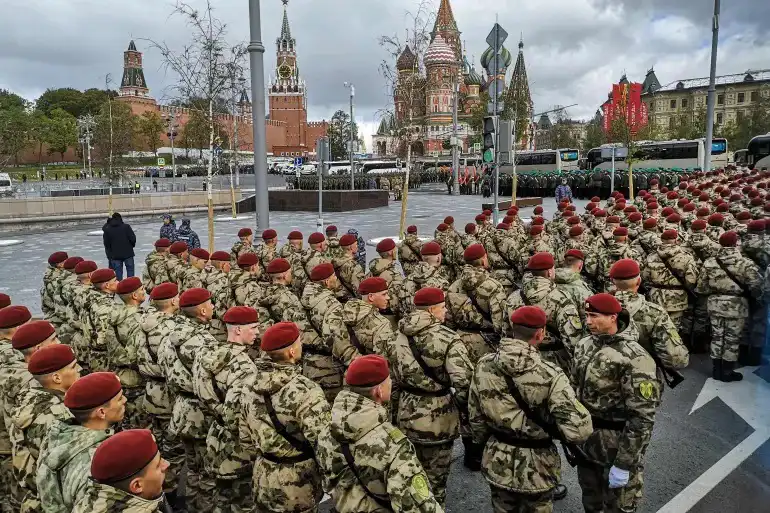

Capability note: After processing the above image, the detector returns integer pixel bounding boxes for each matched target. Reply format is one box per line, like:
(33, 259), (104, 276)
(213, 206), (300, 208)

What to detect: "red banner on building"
(603, 81), (647, 135)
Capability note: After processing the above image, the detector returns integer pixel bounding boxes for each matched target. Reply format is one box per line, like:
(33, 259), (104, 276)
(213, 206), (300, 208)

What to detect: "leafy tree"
(181, 109), (210, 159)
(44, 108), (78, 161)
(0, 89), (27, 110)
(668, 108), (708, 140)
(0, 106), (31, 167)
(93, 100), (136, 183)
(35, 87), (115, 118)
(721, 94), (770, 150)
(327, 109), (359, 160)
(137, 111), (165, 154)
(582, 121), (605, 154)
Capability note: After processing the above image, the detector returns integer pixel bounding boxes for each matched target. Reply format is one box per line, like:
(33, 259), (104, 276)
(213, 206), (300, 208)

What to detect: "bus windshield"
(712, 139), (727, 155)
(560, 150), (579, 162)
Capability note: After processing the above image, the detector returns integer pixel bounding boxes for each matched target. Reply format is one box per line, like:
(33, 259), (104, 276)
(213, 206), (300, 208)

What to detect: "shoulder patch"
(411, 473), (431, 500)
(388, 427), (406, 443)
(639, 380), (655, 400)
(574, 400), (589, 416)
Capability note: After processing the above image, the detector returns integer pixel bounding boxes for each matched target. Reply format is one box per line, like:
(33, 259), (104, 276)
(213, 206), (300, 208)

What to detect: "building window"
(751, 91), (758, 102)
(717, 113), (723, 125)
(738, 92), (745, 103)
(669, 117), (674, 129)
(717, 94), (724, 105)
(681, 98), (688, 109)
(670, 99), (677, 109)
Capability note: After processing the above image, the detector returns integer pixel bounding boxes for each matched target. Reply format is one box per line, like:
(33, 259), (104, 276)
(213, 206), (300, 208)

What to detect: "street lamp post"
(344, 82), (355, 190)
(248, 0), (269, 230)
(704, 0), (720, 172)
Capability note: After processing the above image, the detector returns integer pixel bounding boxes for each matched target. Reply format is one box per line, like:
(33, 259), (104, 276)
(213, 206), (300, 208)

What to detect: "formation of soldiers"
(0, 166), (768, 512)
(289, 171), (428, 193)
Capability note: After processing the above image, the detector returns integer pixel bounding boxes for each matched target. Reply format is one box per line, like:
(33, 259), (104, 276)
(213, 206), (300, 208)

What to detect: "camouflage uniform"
(392, 310), (474, 506)
(0, 335), (30, 512)
(468, 337), (593, 513)
(278, 243), (310, 296)
(644, 244), (699, 332)
(367, 257), (405, 317)
(11, 387), (73, 513)
(240, 358), (330, 512)
(258, 283), (318, 341)
(71, 482), (167, 513)
(256, 243), (278, 278)
(206, 267), (233, 335)
(316, 389), (444, 513)
(300, 281), (348, 402)
(142, 251), (170, 293)
(231, 269), (266, 309)
(342, 299), (398, 357)
(230, 240), (253, 264)
(399, 235), (423, 276)
(179, 264), (210, 292)
(51, 273), (76, 345)
(398, 263), (452, 315)
(193, 339), (258, 512)
(687, 232), (721, 262)
(335, 253), (364, 303)
(695, 246), (762, 362)
(60, 278), (86, 360)
(36, 419), (113, 513)
(303, 248), (332, 279)
(166, 255), (187, 288)
(570, 313), (659, 513)
(40, 267), (61, 322)
(553, 267), (594, 323)
(87, 290), (121, 372)
(111, 303), (147, 430)
(69, 283), (96, 372)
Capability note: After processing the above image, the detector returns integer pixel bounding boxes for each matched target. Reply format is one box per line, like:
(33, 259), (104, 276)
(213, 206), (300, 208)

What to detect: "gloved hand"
(608, 466), (630, 489)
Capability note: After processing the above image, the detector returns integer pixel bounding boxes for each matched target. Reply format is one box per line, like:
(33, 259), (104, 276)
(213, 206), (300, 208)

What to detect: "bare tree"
(147, 0), (246, 251)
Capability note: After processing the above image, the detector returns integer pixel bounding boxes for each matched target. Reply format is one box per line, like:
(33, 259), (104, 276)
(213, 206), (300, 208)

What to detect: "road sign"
(294, 157), (303, 167)
(473, 143), (481, 152)
(483, 149), (494, 163)
(157, 158), (165, 167)
(486, 23), (509, 50)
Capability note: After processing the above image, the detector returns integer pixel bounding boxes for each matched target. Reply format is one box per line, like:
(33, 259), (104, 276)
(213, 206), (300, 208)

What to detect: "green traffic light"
(483, 149), (494, 163)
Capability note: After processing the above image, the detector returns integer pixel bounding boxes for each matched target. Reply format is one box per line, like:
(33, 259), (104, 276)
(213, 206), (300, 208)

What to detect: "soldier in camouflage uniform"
(316, 355), (444, 513)
(230, 228), (254, 264)
(72, 429), (170, 513)
(554, 249), (594, 324)
(51, 257), (83, 346)
(603, 228), (643, 288)
(469, 306), (593, 513)
(518, 226), (555, 278)
(240, 322), (330, 513)
(41, 252), (68, 325)
(695, 231), (763, 382)
(207, 251), (235, 338)
(687, 219), (721, 262)
(86, 269), (122, 373)
(325, 225), (344, 265)
(136, 283), (186, 510)
(399, 242), (452, 315)
(166, 241), (189, 288)
(66, 261), (97, 372)
(141, 239), (171, 294)
(193, 306), (261, 512)
(571, 294), (660, 513)
(435, 223), (464, 282)
(259, 258), (318, 344)
(231, 253), (266, 308)
(399, 225), (423, 276)
(158, 288), (219, 511)
(278, 231), (309, 295)
(257, 229), (280, 279)
(706, 213), (726, 243)
(335, 234), (365, 303)
(37, 372), (125, 513)
(11, 342), (78, 513)
(392, 287), (473, 506)
(179, 248), (212, 291)
(343, 277), (398, 358)
(303, 232), (333, 278)
(366, 238), (405, 319)
(460, 223), (479, 250)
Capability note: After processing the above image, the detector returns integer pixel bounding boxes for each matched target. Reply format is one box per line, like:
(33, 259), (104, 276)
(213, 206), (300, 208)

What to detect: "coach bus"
(503, 148), (580, 174)
(585, 138), (728, 170)
(747, 133), (770, 170)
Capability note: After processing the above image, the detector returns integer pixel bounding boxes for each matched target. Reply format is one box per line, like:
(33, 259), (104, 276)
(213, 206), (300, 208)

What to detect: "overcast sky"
(2, 0), (769, 150)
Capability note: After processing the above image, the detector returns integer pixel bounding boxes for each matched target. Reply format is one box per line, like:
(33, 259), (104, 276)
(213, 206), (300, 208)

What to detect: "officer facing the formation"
(469, 306), (592, 513)
(317, 354), (445, 513)
(571, 294), (659, 513)
(231, 228), (254, 263)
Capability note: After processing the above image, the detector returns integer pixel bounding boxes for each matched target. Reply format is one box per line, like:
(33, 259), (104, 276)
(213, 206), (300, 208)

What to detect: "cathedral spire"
(504, 36), (533, 147)
(280, 0), (292, 41)
(431, 0), (461, 62)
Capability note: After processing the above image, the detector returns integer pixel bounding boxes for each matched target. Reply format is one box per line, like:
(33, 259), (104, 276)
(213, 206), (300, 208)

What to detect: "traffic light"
(483, 116), (497, 163)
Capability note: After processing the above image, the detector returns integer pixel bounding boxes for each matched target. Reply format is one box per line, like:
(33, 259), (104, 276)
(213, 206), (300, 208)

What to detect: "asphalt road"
(0, 188), (768, 512)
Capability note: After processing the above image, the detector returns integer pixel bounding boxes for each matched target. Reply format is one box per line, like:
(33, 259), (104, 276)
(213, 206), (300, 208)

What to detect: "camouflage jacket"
(0, 337), (28, 456)
(256, 243), (278, 277)
(110, 304), (145, 389)
(136, 308), (177, 416)
(335, 255), (364, 303)
(686, 231), (721, 262)
(448, 265), (508, 334)
(230, 240), (253, 264)
(325, 236), (344, 265)
(241, 359), (329, 511)
(392, 310), (473, 444)
(468, 337), (592, 493)
(88, 291), (122, 372)
(53, 273), (77, 323)
(367, 258), (405, 314)
(70, 284), (96, 363)
(741, 234), (770, 271)
(11, 388), (72, 493)
(614, 291), (689, 376)
(570, 312), (659, 469)
(631, 231), (660, 258)
(398, 263), (451, 315)
(259, 283), (315, 339)
(36, 419), (112, 513)
(142, 251), (170, 293)
(316, 389), (443, 513)
(41, 267), (61, 318)
(341, 299), (397, 357)
(159, 316), (218, 440)
(553, 268), (594, 323)
(301, 282), (359, 367)
(695, 247), (763, 319)
(278, 243), (310, 295)
(706, 225), (725, 243)
(398, 235), (423, 275)
(604, 241), (644, 278)
(518, 238), (556, 276)
(644, 244), (699, 312)
(179, 265), (209, 291)
(303, 248), (332, 278)
(192, 341), (257, 478)
(71, 482), (166, 513)
(231, 270), (265, 309)
(299, 282), (346, 393)
(205, 267), (232, 321)
(166, 256), (187, 288)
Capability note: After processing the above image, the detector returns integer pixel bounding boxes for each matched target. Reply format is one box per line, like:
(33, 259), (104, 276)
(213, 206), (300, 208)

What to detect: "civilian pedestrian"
(102, 212), (137, 279)
(555, 177), (573, 204)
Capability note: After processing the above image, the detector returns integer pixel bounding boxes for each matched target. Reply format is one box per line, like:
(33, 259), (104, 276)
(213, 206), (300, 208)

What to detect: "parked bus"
(585, 138), (728, 170)
(733, 149), (749, 167)
(502, 148), (580, 174)
(747, 133), (770, 170)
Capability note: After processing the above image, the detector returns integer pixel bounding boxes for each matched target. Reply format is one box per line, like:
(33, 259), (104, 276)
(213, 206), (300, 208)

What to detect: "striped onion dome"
(466, 65), (483, 86)
(424, 35), (456, 67)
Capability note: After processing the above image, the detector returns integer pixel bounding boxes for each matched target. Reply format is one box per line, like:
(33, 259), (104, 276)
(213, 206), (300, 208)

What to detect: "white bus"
(503, 148), (580, 174)
(747, 133), (770, 170)
(0, 173), (13, 197)
(586, 138), (728, 170)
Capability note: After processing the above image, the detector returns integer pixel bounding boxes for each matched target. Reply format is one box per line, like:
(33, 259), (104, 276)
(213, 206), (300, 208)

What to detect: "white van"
(0, 173), (13, 197)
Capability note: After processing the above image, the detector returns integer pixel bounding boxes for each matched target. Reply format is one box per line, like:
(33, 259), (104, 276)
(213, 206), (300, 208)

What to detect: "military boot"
(553, 483), (568, 500)
(462, 437), (482, 471)
(719, 360), (743, 382)
(712, 359), (722, 380)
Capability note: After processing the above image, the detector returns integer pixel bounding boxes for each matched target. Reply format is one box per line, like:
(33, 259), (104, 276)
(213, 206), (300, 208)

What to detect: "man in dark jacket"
(102, 213), (137, 279)
(175, 218), (201, 250)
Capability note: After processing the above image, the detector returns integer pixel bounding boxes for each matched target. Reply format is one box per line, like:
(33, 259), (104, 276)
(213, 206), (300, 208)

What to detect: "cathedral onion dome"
(424, 35), (456, 67)
(466, 65), (483, 86)
(480, 44), (512, 73)
(396, 45), (417, 71)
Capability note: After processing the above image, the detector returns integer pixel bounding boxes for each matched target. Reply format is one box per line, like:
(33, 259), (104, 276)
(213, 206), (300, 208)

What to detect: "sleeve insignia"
(411, 473), (431, 500)
(639, 381), (655, 400)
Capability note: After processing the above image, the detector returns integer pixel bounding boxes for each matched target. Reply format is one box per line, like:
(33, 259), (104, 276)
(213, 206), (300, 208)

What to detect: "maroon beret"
(532, 216), (545, 226)
(586, 202), (597, 211)
(719, 231), (738, 247)
(210, 251), (231, 262)
(628, 212), (643, 222)
(64, 372), (122, 410)
(474, 214), (486, 223)
(677, 199), (689, 208)
(623, 206), (637, 214)
(436, 223), (449, 232)
(359, 277), (388, 295)
(527, 252), (555, 271)
(0, 305), (31, 329)
(729, 194), (742, 202)
(613, 227), (628, 237)
(567, 216), (580, 225)
(509, 306), (547, 329)
(691, 219), (707, 231)
(591, 196), (601, 202)
(261, 322), (300, 351)
(376, 238), (396, 253)
(464, 223), (476, 235)
(748, 219), (765, 233)
(91, 430), (158, 484)
(565, 205), (577, 212)
(683, 204), (696, 212)
(262, 229), (277, 241)
(696, 207), (711, 217)
(569, 226), (584, 237)
(237, 228), (252, 238)
(266, 258), (291, 274)
(407, 225), (418, 234)
(190, 248), (210, 260)
(661, 187), (669, 194)
(666, 214), (682, 224)
(716, 204), (729, 213)
(637, 191), (647, 197)
(750, 197), (763, 206)
(308, 232), (325, 245)
(48, 252), (68, 266)
(463, 244), (486, 262)
(178, 288), (211, 308)
(74, 260), (97, 275)
(339, 234), (357, 247)
(237, 252), (259, 268)
(667, 191), (679, 200)
(91, 268), (116, 285)
(646, 202), (659, 210)
(607, 216), (621, 224)
(643, 218), (658, 229)
(310, 263), (335, 282)
(594, 209), (607, 218)
(443, 216), (455, 225)
(150, 282), (178, 301)
(325, 225), (338, 234)
(708, 213), (724, 226)
(533, 206), (544, 215)
(530, 225), (544, 236)
(497, 222), (510, 230)
(223, 306), (259, 325)
(28, 344), (76, 375)
(154, 238), (171, 248)
(565, 249), (584, 261)
(346, 354), (389, 386)
(698, 194), (710, 202)
(0, 294), (9, 309)
(288, 230), (303, 241)
(585, 293), (622, 315)
(661, 207), (675, 218)
(483, 209), (493, 217)
(414, 287), (445, 307)
(650, 179), (659, 185)
(116, 277), (142, 295)
(679, 182), (688, 190)
(507, 206), (519, 215)
(12, 320), (56, 350)
(661, 229), (678, 241)
(420, 241), (442, 256)
(169, 241), (188, 255)
(736, 211), (752, 221)
(62, 257), (84, 270)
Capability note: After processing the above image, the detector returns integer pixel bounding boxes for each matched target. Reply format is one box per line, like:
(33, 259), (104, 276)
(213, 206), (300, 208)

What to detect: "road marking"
(657, 367), (770, 512)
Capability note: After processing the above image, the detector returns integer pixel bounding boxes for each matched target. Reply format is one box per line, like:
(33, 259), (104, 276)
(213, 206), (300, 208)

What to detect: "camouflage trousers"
(0, 453), (18, 513)
(489, 485), (554, 513)
(149, 415), (186, 494)
(413, 441), (454, 508)
(120, 386), (150, 431)
(213, 476), (254, 513)
(252, 458), (324, 512)
(578, 464), (644, 513)
(710, 316), (746, 362)
(668, 310), (685, 333)
(182, 438), (217, 512)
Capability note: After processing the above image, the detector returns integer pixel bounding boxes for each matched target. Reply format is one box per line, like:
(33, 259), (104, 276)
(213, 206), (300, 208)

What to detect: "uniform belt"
(399, 384), (451, 398)
(303, 346), (332, 356)
(260, 451), (313, 464)
(591, 416), (625, 431)
(491, 429), (553, 449)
